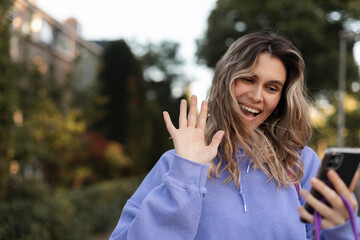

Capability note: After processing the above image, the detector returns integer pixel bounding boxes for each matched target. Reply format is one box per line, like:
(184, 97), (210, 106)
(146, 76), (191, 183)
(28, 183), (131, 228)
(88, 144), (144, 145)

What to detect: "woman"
(109, 31), (359, 239)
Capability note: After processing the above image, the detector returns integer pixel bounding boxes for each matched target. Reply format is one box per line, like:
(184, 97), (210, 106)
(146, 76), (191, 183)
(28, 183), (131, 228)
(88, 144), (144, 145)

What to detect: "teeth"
(240, 104), (260, 114)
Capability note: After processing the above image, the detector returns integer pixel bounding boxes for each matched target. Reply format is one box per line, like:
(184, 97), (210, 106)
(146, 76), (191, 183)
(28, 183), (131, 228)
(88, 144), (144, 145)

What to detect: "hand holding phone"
(301, 147), (360, 223)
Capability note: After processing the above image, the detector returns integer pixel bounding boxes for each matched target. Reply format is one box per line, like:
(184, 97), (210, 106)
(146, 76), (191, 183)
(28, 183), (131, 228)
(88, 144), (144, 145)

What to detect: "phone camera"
(326, 154), (343, 170)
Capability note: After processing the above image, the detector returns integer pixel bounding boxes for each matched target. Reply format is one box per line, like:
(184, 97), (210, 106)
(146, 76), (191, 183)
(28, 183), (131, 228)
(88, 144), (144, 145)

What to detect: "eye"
(242, 78), (253, 83)
(266, 86), (280, 92)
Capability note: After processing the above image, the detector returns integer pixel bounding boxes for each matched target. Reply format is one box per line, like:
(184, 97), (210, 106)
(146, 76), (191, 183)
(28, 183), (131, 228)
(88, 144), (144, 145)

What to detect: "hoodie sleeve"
(109, 150), (210, 240)
(321, 217), (360, 240)
(299, 146), (322, 239)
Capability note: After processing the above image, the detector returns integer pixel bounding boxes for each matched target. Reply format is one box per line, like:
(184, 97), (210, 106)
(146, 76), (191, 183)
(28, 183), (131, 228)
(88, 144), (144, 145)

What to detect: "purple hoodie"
(110, 146), (358, 239)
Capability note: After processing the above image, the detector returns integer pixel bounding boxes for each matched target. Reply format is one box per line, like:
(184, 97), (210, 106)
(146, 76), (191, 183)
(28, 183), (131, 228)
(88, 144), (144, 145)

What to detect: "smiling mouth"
(239, 104), (261, 117)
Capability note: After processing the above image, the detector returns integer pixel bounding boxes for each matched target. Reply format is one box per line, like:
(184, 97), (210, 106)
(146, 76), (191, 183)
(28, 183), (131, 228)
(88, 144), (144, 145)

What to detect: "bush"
(68, 176), (144, 235)
(0, 178), (87, 239)
(0, 176), (143, 239)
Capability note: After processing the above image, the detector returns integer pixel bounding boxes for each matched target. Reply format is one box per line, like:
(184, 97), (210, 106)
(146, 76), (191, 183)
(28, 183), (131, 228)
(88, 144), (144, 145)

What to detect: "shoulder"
(300, 146), (321, 185)
(300, 146), (321, 169)
(300, 146), (320, 162)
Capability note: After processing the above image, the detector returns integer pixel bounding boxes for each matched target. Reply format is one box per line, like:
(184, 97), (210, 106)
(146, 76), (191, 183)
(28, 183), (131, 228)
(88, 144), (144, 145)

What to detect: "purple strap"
(313, 195), (358, 240)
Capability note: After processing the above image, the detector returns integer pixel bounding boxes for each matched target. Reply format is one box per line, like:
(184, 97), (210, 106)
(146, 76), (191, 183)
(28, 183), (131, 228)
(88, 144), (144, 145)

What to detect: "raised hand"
(163, 95), (224, 164)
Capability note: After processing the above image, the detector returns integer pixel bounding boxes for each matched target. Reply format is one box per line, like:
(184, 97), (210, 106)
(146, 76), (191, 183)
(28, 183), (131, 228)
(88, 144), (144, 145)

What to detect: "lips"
(239, 103), (261, 117)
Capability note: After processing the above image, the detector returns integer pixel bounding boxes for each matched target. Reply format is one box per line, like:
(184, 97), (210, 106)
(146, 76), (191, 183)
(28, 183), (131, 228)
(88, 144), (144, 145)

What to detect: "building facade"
(9, 0), (102, 92)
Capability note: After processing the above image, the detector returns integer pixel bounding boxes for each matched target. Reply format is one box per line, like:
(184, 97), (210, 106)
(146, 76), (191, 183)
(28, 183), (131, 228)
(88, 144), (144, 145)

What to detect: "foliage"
(0, 0), (94, 191)
(0, 0), (17, 199)
(13, 91), (131, 187)
(0, 176), (143, 239)
(61, 132), (132, 188)
(0, 178), (83, 239)
(67, 176), (143, 235)
(92, 40), (145, 143)
(0, 3), (189, 239)
(91, 40), (153, 173)
(3, 19), (126, 189)
(92, 40), (189, 173)
(309, 92), (360, 150)
(138, 41), (190, 169)
(2, 3), (189, 196)
(196, 0), (360, 95)
(12, 62), (88, 185)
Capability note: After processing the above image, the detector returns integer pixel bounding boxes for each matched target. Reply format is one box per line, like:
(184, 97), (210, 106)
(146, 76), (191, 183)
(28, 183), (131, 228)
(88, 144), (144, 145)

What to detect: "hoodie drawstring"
(238, 160), (251, 213)
(239, 186), (248, 213)
(246, 161), (251, 173)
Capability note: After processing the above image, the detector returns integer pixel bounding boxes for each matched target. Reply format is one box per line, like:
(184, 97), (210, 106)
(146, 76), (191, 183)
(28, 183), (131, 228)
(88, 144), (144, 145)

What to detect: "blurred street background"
(1, 0), (360, 239)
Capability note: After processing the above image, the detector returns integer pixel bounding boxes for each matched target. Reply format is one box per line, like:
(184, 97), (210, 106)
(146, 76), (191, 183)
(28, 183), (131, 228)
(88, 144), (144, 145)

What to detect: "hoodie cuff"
(321, 219), (357, 240)
(167, 153), (210, 189)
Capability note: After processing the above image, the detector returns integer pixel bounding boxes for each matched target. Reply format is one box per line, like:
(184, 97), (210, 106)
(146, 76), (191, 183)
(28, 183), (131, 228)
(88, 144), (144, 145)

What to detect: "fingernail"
(300, 189), (308, 197)
(310, 178), (319, 184)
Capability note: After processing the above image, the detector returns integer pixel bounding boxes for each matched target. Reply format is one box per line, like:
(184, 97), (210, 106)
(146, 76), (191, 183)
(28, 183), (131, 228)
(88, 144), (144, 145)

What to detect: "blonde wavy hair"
(205, 31), (311, 188)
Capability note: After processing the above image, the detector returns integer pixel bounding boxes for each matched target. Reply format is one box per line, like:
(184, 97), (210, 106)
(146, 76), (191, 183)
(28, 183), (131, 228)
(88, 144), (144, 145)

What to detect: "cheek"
(266, 95), (282, 112)
(233, 84), (240, 97)
(233, 82), (246, 98)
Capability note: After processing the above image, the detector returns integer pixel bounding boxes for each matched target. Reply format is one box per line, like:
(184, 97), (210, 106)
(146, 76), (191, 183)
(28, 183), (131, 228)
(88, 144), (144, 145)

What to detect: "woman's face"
(233, 53), (286, 128)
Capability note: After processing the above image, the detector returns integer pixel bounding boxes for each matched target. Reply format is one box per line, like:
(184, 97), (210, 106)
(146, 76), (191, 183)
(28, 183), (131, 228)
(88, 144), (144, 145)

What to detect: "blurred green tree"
(0, 0), (91, 191)
(92, 40), (145, 143)
(0, 0), (17, 199)
(196, 0), (360, 96)
(91, 40), (154, 173)
(309, 92), (360, 149)
(91, 40), (189, 173)
(139, 41), (190, 169)
(13, 63), (87, 185)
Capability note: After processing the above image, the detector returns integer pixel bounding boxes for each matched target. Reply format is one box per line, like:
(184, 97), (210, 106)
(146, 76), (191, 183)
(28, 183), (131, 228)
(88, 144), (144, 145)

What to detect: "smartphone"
(301, 147), (360, 223)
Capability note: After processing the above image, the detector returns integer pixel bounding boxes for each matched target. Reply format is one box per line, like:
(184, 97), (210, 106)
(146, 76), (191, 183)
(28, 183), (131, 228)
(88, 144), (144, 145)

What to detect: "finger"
(327, 170), (348, 193)
(320, 218), (341, 229)
(300, 188), (335, 221)
(349, 171), (359, 192)
(179, 99), (187, 128)
(188, 95), (197, 127)
(327, 170), (358, 209)
(297, 206), (314, 224)
(196, 101), (208, 131)
(163, 111), (176, 135)
(208, 130), (224, 150)
(298, 205), (341, 229)
(310, 177), (344, 210)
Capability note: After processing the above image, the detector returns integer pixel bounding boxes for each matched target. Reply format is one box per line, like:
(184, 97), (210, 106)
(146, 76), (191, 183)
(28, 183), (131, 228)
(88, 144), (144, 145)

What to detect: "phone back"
(318, 148), (360, 187)
(303, 147), (360, 217)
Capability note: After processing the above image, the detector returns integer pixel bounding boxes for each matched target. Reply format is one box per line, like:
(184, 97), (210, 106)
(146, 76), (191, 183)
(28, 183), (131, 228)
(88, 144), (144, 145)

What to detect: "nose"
(248, 86), (263, 103)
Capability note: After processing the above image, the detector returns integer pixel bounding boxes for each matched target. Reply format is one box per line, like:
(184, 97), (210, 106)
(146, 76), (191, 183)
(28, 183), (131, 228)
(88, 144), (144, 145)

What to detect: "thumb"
(349, 170), (359, 192)
(208, 130), (224, 150)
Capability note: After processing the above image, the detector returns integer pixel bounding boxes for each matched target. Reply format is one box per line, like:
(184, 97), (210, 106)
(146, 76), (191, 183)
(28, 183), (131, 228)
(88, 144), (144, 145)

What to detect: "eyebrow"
(249, 74), (284, 87)
(267, 80), (284, 87)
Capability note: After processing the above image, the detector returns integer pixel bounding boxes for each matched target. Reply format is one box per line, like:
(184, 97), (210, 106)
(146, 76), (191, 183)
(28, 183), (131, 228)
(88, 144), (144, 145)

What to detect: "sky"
(36, 0), (218, 103)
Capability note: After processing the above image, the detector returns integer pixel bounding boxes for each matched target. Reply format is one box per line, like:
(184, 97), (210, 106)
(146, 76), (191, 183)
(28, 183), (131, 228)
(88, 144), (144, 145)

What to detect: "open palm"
(163, 95), (224, 164)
